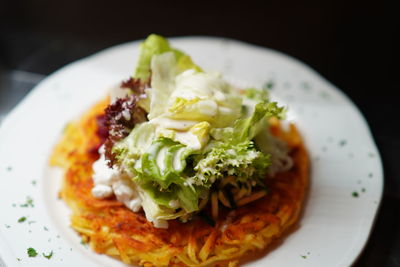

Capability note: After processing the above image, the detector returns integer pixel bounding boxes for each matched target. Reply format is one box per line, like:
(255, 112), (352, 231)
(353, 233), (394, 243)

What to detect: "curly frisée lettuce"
(193, 102), (283, 186)
(91, 34), (290, 228)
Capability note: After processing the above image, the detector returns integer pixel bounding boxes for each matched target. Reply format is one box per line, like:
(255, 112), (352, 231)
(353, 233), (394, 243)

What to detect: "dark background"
(0, 0), (398, 266)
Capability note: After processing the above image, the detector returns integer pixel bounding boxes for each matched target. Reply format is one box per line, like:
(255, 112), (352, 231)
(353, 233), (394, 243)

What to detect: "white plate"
(0, 37), (383, 267)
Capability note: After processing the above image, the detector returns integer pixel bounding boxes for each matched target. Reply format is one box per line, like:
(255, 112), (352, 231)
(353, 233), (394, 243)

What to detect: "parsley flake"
(320, 91), (330, 99)
(27, 247), (38, 257)
(339, 140), (347, 147)
(352, 191), (359, 198)
(20, 196), (34, 208)
(18, 216), (27, 223)
(43, 251), (53, 259)
(301, 81), (311, 90)
(301, 255), (307, 259)
(80, 239), (88, 248)
(263, 81), (274, 90)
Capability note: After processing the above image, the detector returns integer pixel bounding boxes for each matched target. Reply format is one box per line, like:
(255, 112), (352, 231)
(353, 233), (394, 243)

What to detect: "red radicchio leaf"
(95, 78), (150, 166)
(103, 95), (147, 166)
(96, 114), (109, 141)
(121, 77), (150, 95)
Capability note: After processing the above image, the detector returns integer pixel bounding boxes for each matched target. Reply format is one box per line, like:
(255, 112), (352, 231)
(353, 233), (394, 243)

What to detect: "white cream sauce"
(91, 145), (168, 228)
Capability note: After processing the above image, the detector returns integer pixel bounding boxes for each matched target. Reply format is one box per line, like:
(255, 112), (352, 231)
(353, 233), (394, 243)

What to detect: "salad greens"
(109, 34), (287, 225)
(134, 34), (201, 81)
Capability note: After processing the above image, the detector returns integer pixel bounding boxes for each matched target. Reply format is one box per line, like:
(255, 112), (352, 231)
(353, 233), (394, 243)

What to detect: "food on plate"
(49, 34), (309, 266)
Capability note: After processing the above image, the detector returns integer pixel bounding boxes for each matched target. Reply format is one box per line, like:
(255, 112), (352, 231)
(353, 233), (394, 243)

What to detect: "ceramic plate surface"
(0, 37), (383, 267)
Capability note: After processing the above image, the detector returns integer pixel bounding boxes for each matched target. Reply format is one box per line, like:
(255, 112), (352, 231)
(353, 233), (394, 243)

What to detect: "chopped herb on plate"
(27, 247), (38, 257)
(20, 196), (34, 208)
(339, 139), (347, 147)
(43, 251), (53, 259)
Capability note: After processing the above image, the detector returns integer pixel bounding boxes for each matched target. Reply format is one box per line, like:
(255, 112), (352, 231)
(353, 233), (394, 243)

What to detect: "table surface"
(0, 1), (398, 266)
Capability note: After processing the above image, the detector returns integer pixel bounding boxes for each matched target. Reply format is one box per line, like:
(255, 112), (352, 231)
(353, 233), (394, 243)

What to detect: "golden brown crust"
(49, 100), (310, 266)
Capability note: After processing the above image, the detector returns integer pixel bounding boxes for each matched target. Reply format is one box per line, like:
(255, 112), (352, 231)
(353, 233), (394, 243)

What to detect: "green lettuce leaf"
(232, 101), (284, 143)
(210, 101), (284, 143)
(148, 52), (177, 119)
(132, 138), (201, 213)
(134, 34), (170, 80)
(112, 122), (156, 169)
(139, 190), (186, 222)
(167, 71), (243, 127)
(173, 49), (202, 74)
(134, 34), (201, 80)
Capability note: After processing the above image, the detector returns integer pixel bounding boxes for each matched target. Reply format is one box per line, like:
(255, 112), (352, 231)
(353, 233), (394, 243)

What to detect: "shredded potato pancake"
(49, 99), (309, 266)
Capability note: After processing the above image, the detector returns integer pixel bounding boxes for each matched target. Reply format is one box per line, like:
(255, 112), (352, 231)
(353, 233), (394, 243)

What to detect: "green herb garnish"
(339, 140), (347, 147)
(352, 191), (359, 198)
(27, 247), (38, 257)
(264, 81), (274, 90)
(18, 216), (27, 223)
(20, 196), (34, 208)
(80, 239), (88, 247)
(42, 251), (53, 259)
